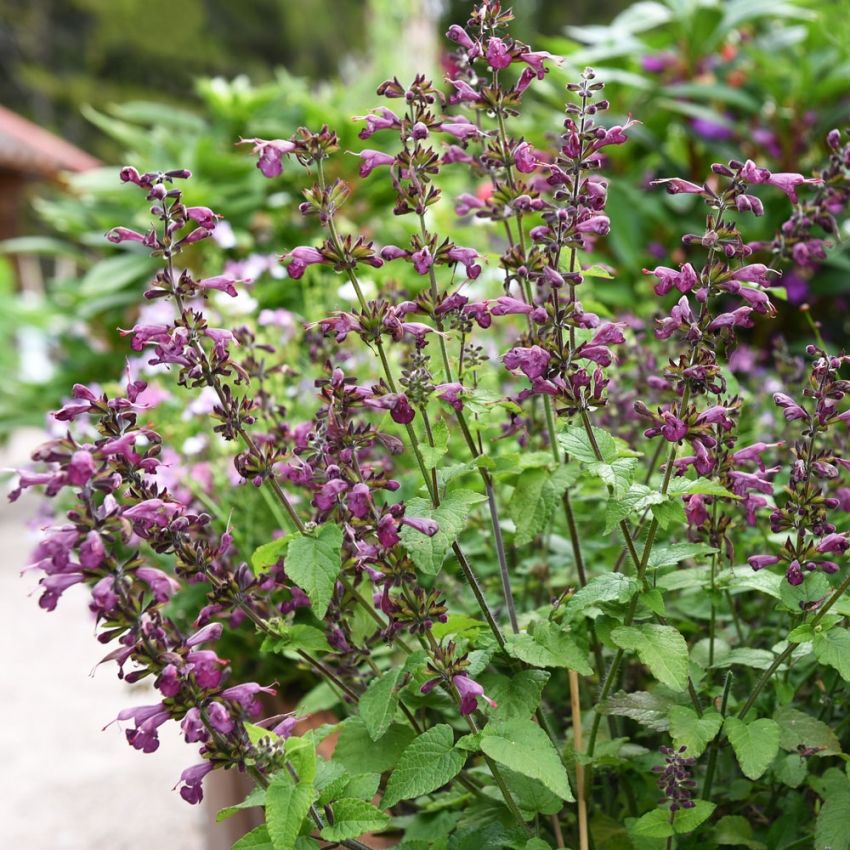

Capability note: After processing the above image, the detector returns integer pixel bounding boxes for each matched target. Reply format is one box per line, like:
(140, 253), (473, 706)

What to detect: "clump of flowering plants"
(10, 3), (850, 849)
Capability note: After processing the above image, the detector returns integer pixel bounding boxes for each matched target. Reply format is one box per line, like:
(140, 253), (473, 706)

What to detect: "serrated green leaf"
(585, 457), (638, 499)
(484, 669), (550, 721)
(667, 477), (737, 498)
(233, 825), (274, 850)
(508, 465), (577, 546)
(605, 483), (666, 533)
(360, 668), (403, 741)
(647, 542), (717, 570)
(382, 725), (466, 808)
(481, 718), (573, 801)
(667, 706), (722, 758)
(564, 573), (638, 617)
(285, 525), (342, 619)
(598, 690), (674, 731)
(400, 489), (482, 576)
(504, 621), (593, 675)
(631, 801), (715, 838)
(774, 705), (842, 756)
(216, 785), (266, 822)
(320, 798), (389, 842)
(724, 717), (780, 780)
(780, 571), (830, 612)
(333, 718), (415, 775)
(713, 815), (766, 849)
(261, 623), (332, 656)
(611, 624), (690, 691)
(266, 776), (315, 850)
(815, 768), (850, 850)
(813, 628), (850, 681)
(651, 496), (687, 529)
(558, 425), (617, 463)
(251, 534), (294, 575)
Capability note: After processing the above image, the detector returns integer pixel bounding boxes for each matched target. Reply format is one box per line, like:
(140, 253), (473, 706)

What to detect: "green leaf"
(724, 717), (780, 780)
(631, 801), (716, 838)
(333, 718), (415, 775)
(261, 623), (332, 656)
(713, 815), (767, 849)
(774, 706), (842, 756)
(480, 718), (573, 801)
(78, 252), (158, 297)
(400, 489), (482, 576)
(605, 483), (666, 533)
(564, 573), (638, 617)
(585, 457), (638, 499)
(285, 525), (343, 619)
(504, 621), (593, 675)
(667, 477), (737, 498)
(650, 496), (687, 529)
(266, 777), (315, 850)
(509, 466), (574, 546)
(598, 690), (673, 731)
(233, 826), (274, 850)
(647, 542), (717, 570)
(558, 425), (617, 463)
(251, 535), (294, 575)
(382, 725), (466, 808)
(360, 668), (403, 741)
(815, 768), (850, 850)
(780, 571), (830, 612)
(484, 670), (550, 721)
(320, 799), (389, 842)
(217, 785), (266, 822)
(611, 624), (690, 691)
(668, 706), (723, 758)
(813, 628), (850, 681)
(419, 419), (449, 468)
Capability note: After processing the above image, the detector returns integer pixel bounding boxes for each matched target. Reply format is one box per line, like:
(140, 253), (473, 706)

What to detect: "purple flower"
(411, 246), (434, 274)
(272, 714), (301, 738)
(575, 215), (610, 236)
(219, 683), (276, 716)
(445, 246), (481, 279)
(786, 560), (805, 586)
(486, 37), (513, 69)
(284, 246), (325, 279)
(774, 393), (808, 422)
(650, 178), (705, 195)
(446, 24), (477, 54)
(358, 149), (396, 177)
(185, 207), (220, 230)
(186, 623), (223, 647)
(401, 516), (440, 536)
(177, 762), (214, 805)
(817, 533), (849, 554)
(766, 172), (823, 204)
(136, 566), (180, 602)
(196, 276), (241, 297)
(207, 701), (234, 734)
(736, 194), (764, 216)
(237, 137), (297, 178)
(503, 346), (551, 380)
(513, 141), (538, 174)
(489, 296), (534, 317)
(441, 120), (484, 142)
(447, 79), (482, 104)
(452, 674), (497, 715)
(390, 394), (415, 425)
(355, 107), (401, 139)
(106, 227), (147, 244)
(435, 382), (465, 412)
(180, 708), (207, 743)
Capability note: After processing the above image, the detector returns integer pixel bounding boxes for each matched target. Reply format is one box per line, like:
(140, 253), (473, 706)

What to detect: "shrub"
(10, 2), (850, 849)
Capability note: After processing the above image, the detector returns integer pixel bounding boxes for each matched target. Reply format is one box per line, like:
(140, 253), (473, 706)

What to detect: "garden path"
(0, 430), (205, 850)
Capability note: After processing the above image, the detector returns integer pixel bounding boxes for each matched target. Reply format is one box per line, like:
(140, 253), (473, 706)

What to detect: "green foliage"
(382, 725), (467, 808)
(480, 719), (574, 801)
(724, 717), (781, 781)
(284, 525), (342, 619)
(611, 624), (690, 691)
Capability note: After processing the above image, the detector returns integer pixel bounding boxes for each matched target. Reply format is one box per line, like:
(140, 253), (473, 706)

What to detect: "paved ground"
(0, 430), (206, 850)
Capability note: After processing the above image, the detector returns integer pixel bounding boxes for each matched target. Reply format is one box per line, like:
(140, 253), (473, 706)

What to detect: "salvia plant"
(11, 3), (850, 849)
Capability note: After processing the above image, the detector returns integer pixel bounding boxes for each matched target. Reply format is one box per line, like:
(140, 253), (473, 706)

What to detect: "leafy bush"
(8, 2), (850, 850)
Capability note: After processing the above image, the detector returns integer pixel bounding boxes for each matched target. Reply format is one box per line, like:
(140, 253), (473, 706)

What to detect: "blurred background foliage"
(1, 0), (849, 438)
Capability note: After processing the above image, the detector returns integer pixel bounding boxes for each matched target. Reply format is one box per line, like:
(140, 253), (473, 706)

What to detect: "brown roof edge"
(0, 103), (102, 177)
